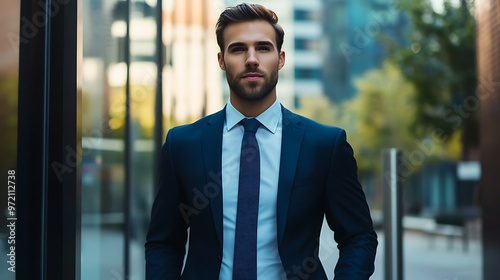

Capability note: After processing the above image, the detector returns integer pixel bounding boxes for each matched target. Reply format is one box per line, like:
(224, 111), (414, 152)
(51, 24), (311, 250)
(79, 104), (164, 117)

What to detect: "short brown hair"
(216, 3), (285, 54)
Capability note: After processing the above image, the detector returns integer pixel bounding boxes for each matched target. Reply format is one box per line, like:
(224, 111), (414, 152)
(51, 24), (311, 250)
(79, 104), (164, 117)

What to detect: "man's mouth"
(241, 72), (263, 81)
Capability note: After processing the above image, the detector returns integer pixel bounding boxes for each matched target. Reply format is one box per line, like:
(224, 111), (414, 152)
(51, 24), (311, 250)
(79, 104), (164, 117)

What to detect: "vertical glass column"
(128, 1), (158, 278)
(81, 0), (127, 278)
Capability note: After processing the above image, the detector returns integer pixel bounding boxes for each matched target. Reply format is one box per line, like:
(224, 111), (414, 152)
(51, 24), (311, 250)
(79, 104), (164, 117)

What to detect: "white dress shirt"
(219, 99), (287, 280)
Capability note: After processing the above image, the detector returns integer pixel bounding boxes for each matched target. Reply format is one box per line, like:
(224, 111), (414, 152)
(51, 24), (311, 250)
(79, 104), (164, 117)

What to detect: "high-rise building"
(322, 0), (408, 103)
(292, 0), (325, 102)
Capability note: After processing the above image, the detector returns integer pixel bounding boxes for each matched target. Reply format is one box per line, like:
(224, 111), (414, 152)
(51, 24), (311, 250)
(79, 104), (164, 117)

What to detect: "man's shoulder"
(172, 109), (224, 131)
(283, 107), (344, 134)
(165, 108), (225, 141)
(285, 110), (350, 149)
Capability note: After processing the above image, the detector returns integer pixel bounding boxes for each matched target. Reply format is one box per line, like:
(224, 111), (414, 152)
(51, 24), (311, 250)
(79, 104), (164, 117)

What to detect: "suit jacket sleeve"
(324, 129), (378, 280)
(145, 128), (188, 279)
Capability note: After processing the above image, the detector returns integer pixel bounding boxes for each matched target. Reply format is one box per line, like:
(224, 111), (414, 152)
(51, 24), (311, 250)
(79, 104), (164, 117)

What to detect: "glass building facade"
(10, 0), (222, 279)
(79, 0), (222, 279)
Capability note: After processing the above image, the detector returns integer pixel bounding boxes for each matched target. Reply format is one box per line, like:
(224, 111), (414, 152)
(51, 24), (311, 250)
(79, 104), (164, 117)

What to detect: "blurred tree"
(350, 61), (418, 172)
(383, 0), (477, 160)
(297, 61), (462, 175)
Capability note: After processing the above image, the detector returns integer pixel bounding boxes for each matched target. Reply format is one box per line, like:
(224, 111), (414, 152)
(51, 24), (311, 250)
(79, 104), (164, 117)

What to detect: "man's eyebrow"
(227, 42), (246, 49)
(227, 41), (275, 50)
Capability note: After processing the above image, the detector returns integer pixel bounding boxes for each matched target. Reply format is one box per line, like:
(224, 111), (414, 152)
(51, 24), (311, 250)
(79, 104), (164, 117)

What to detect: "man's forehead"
(223, 20), (277, 48)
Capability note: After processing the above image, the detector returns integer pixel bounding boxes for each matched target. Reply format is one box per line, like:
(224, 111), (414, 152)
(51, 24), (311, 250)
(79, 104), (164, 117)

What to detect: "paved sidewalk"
(1, 221), (482, 280)
(319, 221), (482, 280)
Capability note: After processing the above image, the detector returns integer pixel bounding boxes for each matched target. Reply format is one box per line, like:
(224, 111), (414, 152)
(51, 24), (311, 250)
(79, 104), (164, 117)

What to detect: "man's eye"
(230, 47), (245, 52)
(257, 47), (270, 51)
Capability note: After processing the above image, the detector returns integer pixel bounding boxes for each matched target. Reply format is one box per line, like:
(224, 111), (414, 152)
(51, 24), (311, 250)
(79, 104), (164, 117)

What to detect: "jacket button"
(217, 255), (222, 262)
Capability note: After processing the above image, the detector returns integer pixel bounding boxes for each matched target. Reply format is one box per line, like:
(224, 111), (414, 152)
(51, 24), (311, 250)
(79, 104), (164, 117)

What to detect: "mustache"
(238, 69), (265, 77)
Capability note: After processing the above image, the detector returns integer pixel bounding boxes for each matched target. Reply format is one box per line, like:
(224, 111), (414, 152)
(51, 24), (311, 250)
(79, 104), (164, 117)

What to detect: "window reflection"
(0, 2), (19, 280)
(80, 0), (222, 279)
(129, 1), (157, 278)
(81, 0), (126, 278)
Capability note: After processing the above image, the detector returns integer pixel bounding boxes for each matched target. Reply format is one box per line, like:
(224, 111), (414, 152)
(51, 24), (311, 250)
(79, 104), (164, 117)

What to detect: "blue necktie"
(233, 118), (261, 280)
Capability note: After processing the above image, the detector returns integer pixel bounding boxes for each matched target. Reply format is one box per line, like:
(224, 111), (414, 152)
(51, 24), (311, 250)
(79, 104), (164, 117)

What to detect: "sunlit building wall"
(164, 0), (223, 123)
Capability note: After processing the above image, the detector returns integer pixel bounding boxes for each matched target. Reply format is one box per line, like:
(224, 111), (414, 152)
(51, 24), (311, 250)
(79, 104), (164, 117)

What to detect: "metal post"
(382, 148), (403, 280)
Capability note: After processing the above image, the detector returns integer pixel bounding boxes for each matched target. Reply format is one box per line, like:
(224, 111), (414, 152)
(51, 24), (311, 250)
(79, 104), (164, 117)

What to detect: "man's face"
(218, 20), (285, 103)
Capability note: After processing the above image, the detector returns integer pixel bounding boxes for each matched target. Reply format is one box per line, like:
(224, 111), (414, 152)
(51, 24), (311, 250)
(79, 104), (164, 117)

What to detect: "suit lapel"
(200, 106), (304, 248)
(201, 108), (225, 249)
(277, 106), (304, 244)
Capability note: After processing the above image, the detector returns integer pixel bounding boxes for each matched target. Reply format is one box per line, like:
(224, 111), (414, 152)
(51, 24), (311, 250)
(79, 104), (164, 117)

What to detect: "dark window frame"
(18, 0), (80, 279)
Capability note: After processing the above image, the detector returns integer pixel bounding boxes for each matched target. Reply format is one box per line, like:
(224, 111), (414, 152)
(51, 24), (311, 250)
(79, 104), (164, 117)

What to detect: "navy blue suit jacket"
(145, 106), (377, 279)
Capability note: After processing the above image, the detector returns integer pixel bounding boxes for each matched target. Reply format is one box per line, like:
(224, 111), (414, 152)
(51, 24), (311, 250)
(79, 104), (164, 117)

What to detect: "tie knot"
(240, 118), (261, 133)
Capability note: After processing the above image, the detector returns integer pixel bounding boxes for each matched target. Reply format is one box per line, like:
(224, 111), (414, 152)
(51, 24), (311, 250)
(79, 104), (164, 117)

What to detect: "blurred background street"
(319, 217), (482, 280)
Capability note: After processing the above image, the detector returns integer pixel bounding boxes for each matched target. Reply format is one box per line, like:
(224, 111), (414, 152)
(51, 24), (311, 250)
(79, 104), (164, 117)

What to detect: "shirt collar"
(225, 98), (281, 134)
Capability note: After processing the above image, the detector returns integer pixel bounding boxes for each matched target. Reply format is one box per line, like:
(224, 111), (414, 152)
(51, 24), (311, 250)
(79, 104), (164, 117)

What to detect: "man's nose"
(245, 49), (259, 68)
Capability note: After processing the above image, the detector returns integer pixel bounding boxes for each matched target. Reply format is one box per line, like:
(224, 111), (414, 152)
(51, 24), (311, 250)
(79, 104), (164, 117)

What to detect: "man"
(145, 3), (377, 280)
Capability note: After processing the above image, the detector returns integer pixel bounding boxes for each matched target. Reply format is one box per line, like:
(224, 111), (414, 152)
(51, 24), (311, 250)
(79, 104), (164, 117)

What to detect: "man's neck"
(230, 93), (277, 117)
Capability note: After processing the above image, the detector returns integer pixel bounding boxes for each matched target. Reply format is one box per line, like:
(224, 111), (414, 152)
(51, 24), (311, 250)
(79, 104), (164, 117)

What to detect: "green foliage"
(0, 72), (18, 173)
(297, 62), (416, 173)
(350, 62), (418, 172)
(383, 0), (477, 153)
(297, 61), (462, 174)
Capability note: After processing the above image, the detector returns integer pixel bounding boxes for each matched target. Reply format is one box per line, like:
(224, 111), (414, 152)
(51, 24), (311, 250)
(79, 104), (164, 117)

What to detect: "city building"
(322, 0), (408, 103)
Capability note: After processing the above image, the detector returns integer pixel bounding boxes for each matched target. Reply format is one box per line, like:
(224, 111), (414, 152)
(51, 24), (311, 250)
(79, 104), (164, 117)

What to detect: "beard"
(226, 65), (279, 101)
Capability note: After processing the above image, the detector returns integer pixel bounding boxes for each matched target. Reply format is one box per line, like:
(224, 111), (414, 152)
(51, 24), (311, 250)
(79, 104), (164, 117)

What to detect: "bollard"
(382, 148), (403, 280)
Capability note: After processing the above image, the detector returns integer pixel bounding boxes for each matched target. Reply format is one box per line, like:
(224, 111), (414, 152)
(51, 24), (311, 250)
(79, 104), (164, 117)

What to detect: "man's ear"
(278, 51), (286, 70)
(217, 52), (225, 70)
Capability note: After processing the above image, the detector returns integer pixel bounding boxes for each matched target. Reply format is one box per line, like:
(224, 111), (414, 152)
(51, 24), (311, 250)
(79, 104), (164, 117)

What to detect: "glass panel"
(81, 0), (126, 278)
(129, 0), (157, 278)
(0, 2), (20, 280)
(162, 0), (223, 124)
